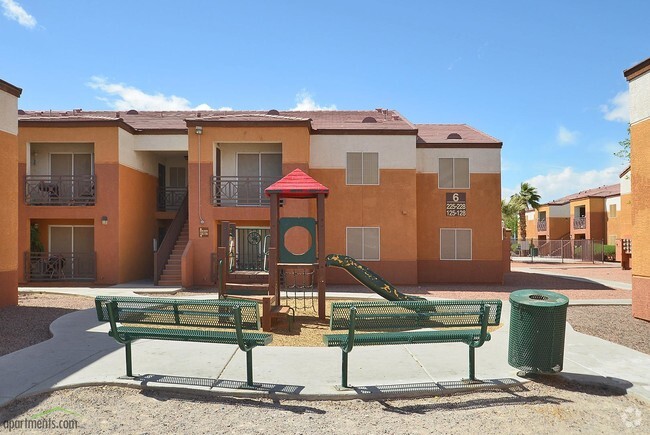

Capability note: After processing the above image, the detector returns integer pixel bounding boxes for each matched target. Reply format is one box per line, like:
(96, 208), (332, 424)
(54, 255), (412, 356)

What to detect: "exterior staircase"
(158, 220), (189, 286)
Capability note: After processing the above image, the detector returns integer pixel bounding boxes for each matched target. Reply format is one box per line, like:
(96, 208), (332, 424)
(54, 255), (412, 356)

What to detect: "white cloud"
(290, 91), (336, 111)
(87, 77), (232, 111)
(1, 0), (36, 28)
(601, 90), (629, 123)
(511, 166), (621, 203)
(556, 125), (579, 145)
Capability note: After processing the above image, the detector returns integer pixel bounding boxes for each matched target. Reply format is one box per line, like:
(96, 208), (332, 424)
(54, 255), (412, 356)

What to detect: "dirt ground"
(1, 379), (648, 434)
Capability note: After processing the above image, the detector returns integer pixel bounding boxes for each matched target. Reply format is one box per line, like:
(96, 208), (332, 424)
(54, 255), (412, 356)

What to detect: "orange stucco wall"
(312, 168), (418, 284)
(118, 164), (158, 282)
(416, 172), (503, 283)
(569, 198), (607, 240)
(618, 192), (633, 240)
(186, 125), (312, 286)
(631, 118), (650, 320)
(0, 129), (18, 306)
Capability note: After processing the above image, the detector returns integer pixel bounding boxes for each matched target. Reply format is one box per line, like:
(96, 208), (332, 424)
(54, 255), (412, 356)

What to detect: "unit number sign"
(446, 192), (467, 217)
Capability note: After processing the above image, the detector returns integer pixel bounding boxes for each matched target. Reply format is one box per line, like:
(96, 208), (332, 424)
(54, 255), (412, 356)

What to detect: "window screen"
(346, 227), (380, 260)
(438, 158), (469, 189)
(440, 228), (472, 260)
(347, 152), (379, 185)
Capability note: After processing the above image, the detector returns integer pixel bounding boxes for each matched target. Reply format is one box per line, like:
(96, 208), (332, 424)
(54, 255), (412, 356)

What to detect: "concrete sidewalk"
(1, 299), (649, 406)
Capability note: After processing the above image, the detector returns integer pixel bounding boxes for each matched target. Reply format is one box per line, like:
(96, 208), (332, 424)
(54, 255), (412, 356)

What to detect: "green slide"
(326, 254), (424, 301)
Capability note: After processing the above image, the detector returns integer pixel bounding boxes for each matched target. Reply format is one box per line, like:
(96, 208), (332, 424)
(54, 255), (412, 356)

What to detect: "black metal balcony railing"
(211, 176), (280, 207)
(157, 187), (187, 211)
(25, 175), (96, 206)
(537, 220), (547, 232)
(573, 217), (587, 229)
(25, 251), (96, 281)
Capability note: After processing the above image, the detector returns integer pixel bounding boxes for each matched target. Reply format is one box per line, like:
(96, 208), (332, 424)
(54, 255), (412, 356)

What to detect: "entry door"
(50, 226), (94, 277)
(51, 154), (92, 200)
(236, 153), (282, 205)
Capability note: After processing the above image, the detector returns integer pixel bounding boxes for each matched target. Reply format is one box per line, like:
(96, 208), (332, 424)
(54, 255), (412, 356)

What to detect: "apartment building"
(0, 79), (21, 307)
(625, 56), (650, 321)
(527, 183), (623, 243)
(16, 108), (507, 287)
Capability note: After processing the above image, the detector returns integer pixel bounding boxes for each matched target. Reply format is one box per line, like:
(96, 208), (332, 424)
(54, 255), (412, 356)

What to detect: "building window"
(439, 158), (469, 189)
(609, 204), (617, 218)
(346, 227), (380, 260)
(440, 228), (472, 260)
(169, 167), (187, 188)
(346, 152), (379, 185)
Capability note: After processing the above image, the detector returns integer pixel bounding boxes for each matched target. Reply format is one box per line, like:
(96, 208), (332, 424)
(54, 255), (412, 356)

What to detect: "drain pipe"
(196, 125), (205, 225)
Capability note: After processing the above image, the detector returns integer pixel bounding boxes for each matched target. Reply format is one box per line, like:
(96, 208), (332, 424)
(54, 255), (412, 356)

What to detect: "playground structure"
(216, 168), (424, 329)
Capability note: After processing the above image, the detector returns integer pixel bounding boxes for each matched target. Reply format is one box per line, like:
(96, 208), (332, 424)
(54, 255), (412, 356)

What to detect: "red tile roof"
(416, 124), (502, 146)
(18, 109), (416, 133)
(265, 169), (329, 198)
(547, 184), (620, 205)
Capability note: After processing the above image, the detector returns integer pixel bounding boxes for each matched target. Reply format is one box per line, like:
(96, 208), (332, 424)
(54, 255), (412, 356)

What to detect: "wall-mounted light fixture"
(101, 216), (108, 225)
(195, 126), (203, 135)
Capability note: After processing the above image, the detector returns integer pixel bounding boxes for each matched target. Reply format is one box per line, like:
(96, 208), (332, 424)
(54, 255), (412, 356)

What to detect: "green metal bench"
(95, 296), (272, 386)
(323, 299), (502, 387)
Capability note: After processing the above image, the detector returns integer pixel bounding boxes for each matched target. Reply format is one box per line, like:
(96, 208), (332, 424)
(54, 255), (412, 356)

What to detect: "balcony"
(25, 251), (96, 281)
(158, 187), (187, 211)
(573, 217), (586, 230)
(537, 220), (547, 232)
(25, 175), (96, 206)
(211, 176), (280, 207)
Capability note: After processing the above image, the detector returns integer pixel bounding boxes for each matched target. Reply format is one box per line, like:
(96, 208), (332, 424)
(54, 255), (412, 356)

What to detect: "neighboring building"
(527, 183), (622, 243)
(16, 108), (507, 286)
(0, 79), (21, 307)
(625, 56), (650, 321)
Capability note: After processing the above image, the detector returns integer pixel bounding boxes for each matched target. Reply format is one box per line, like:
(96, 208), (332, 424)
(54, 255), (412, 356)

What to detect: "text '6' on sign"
(446, 192), (467, 217)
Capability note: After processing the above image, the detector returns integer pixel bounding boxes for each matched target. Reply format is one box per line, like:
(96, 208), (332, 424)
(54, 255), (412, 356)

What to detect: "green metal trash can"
(508, 289), (569, 375)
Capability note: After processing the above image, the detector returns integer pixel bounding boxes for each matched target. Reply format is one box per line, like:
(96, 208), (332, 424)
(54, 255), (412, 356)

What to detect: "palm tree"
(511, 182), (541, 241)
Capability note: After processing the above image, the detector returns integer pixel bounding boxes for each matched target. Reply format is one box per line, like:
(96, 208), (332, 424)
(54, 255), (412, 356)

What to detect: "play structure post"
(268, 193), (280, 304)
(317, 193), (326, 320)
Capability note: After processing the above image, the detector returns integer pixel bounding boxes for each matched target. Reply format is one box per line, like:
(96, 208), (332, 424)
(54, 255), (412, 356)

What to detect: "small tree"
(614, 125), (631, 163)
(511, 182), (541, 241)
(501, 198), (519, 236)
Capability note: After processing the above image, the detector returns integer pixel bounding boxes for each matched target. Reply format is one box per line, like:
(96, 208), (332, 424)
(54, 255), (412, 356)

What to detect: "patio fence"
(511, 239), (604, 263)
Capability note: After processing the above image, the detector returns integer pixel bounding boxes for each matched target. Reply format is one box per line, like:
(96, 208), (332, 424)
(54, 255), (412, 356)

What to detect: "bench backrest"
(330, 300), (502, 331)
(95, 296), (260, 331)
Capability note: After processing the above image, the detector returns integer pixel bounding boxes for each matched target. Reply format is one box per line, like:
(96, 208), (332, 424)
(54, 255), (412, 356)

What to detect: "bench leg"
(468, 346), (475, 381)
(246, 350), (254, 387)
(125, 342), (133, 377)
(342, 351), (349, 388)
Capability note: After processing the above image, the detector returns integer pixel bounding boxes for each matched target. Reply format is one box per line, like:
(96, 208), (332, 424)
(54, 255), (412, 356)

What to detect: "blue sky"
(1, 1), (647, 203)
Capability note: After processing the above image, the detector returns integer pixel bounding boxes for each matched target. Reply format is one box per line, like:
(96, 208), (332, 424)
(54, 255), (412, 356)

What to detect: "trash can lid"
(509, 289), (569, 307)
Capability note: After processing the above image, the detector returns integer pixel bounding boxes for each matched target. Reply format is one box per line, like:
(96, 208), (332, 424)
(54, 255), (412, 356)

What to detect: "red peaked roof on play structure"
(264, 168), (329, 198)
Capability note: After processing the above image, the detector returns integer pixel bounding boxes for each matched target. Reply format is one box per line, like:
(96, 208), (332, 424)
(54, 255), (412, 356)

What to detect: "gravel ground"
(1, 379), (648, 434)
(0, 293), (94, 357)
(567, 305), (650, 355)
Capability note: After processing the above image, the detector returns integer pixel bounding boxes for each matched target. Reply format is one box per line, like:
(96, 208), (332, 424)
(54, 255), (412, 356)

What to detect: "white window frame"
(438, 157), (470, 189)
(440, 228), (472, 261)
(346, 227), (380, 261)
(346, 152), (380, 186)
(235, 152), (282, 177)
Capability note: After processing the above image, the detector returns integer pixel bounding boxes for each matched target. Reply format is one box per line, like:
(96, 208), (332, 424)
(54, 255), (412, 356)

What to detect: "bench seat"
(324, 299), (502, 387)
(95, 296), (271, 386)
(112, 326), (273, 346)
(323, 329), (490, 347)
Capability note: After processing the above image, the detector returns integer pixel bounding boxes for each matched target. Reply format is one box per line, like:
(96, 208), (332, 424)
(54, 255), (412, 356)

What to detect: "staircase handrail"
(154, 192), (188, 285)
